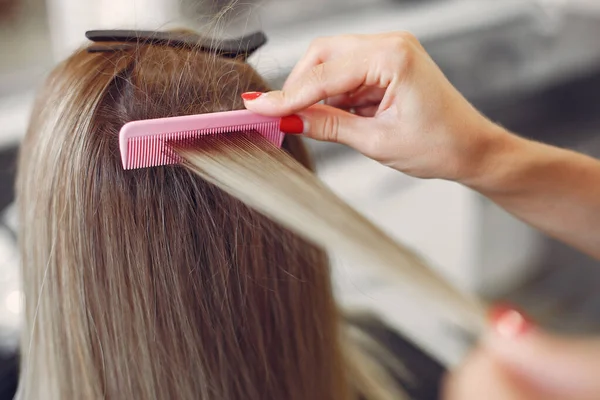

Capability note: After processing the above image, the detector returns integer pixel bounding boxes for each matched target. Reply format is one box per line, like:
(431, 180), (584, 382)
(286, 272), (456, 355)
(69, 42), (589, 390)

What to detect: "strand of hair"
(173, 132), (488, 335)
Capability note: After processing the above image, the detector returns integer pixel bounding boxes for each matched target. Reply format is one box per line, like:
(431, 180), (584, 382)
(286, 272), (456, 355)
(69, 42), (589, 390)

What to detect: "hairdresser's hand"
(443, 307), (600, 400)
(242, 31), (498, 180)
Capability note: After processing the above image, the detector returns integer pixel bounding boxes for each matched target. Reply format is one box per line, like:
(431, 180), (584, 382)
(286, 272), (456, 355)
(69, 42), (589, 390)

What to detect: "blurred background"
(1, 0), (600, 396)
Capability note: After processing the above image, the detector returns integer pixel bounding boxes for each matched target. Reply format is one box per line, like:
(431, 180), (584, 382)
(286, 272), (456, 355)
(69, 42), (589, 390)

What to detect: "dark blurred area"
(0, 0), (19, 19)
(1, 0), (600, 397)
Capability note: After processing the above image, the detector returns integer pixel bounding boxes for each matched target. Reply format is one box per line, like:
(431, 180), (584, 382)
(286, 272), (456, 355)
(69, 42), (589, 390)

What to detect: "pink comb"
(118, 109), (304, 170)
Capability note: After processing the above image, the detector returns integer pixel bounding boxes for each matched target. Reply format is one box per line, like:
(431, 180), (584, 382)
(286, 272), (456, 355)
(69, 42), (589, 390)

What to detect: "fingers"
(283, 39), (330, 91)
(283, 34), (362, 90)
(445, 326), (600, 400)
(484, 327), (600, 399)
(243, 56), (368, 116)
(244, 31), (417, 117)
(325, 87), (387, 110)
(336, 105), (379, 117)
(442, 348), (538, 400)
(295, 103), (376, 150)
(353, 105), (379, 117)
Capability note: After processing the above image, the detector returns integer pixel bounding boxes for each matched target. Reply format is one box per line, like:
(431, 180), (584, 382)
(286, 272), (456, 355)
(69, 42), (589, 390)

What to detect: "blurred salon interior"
(1, 0), (600, 397)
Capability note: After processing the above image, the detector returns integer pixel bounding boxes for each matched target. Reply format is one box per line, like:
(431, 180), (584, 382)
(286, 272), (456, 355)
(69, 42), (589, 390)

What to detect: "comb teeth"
(125, 121), (283, 170)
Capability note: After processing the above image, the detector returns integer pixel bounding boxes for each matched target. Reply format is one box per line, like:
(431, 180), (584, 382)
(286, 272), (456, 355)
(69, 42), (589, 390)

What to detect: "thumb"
(296, 103), (375, 151)
(484, 310), (600, 398)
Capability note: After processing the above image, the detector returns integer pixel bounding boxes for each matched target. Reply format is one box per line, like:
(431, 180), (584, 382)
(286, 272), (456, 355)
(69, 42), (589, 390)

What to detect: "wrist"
(457, 123), (526, 193)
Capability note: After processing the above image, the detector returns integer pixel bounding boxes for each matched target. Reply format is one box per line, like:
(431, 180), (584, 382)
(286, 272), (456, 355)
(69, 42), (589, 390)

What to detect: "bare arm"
(466, 127), (600, 259)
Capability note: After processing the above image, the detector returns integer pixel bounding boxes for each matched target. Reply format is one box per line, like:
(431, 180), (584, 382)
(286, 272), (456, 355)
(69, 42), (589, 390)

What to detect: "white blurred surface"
(0, 217), (20, 351)
(0, 91), (34, 147)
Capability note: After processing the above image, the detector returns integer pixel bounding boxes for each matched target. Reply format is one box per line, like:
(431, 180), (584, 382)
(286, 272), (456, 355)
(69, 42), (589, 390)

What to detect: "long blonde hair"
(16, 35), (484, 400)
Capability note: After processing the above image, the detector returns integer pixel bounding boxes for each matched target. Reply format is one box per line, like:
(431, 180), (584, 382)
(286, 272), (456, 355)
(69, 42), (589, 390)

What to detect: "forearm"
(462, 125), (600, 260)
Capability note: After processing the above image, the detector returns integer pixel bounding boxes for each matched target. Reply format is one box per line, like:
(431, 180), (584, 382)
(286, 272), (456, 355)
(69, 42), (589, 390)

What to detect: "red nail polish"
(489, 304), (533, 338)
(280, 115), (304, 134)
(241, 92), (263, 101)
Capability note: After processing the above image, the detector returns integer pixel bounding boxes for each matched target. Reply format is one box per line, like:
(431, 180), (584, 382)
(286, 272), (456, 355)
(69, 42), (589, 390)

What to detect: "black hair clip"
(85, 30), (267, 60)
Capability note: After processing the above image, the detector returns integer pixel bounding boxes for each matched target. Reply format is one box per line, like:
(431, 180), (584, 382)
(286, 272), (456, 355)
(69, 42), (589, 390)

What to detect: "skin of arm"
(463, 124), (600, 260)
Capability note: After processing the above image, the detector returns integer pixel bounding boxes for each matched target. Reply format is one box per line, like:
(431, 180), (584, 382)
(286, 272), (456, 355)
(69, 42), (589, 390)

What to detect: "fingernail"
(241, 92), (263, 101)
(489, 304), (533, 339)
(280, 114), (305, 134)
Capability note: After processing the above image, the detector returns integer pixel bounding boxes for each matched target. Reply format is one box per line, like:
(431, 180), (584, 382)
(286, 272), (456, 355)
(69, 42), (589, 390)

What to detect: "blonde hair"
(16, 35), (484, 400)
(175, 134), (485, 329)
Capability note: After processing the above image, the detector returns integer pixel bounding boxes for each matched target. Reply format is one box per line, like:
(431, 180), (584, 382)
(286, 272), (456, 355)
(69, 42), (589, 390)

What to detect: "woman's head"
(17, 40), (347, 399)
